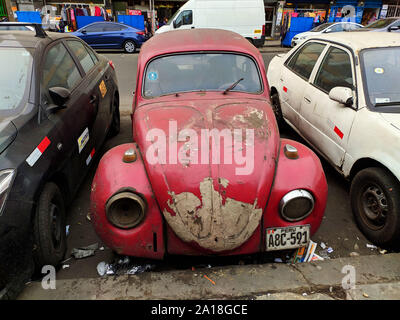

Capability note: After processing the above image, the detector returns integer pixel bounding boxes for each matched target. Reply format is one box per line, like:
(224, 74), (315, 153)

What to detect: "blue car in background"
(71, 21), (147, 53)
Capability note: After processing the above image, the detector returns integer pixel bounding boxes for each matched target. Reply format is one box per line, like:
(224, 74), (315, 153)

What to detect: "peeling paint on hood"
(134, 97), (280, 252)
(163, 177), (263, 252)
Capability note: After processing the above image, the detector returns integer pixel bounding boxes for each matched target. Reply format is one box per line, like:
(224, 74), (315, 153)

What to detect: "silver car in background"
(291, 22), (363, 47)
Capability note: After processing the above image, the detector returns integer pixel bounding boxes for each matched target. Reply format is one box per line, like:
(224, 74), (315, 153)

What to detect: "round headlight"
(106, 192), (146, 229)
(279, 189), (314, 222)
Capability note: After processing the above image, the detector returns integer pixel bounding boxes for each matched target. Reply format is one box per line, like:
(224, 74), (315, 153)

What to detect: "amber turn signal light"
(284, 144), (299, 159)
(123, 148), (137, 163)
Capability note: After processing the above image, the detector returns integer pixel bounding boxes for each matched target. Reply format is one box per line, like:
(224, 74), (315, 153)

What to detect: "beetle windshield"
(143, 53), (262, 98)
(361, 47), (400, 108)
(0, 47), (32, 116)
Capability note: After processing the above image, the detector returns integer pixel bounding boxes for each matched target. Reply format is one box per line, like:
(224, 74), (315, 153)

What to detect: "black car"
(0, 23), (120, 299)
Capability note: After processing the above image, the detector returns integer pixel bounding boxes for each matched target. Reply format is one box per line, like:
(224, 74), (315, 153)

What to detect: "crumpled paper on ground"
(97, 256), (155, 276)
(71, 243), (99, 259)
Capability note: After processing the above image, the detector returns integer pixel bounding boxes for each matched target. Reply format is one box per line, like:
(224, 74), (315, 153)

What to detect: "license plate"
(266, 225), (310, 251)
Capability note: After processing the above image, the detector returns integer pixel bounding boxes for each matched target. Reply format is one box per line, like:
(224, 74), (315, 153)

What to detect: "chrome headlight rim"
(105, 190), (147, 229)
(0, 169), (16, 216)
(279, 189), (315, 222)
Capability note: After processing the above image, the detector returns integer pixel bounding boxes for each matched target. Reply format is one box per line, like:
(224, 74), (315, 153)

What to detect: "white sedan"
(291, 22), (363, 47)
(267, 32), (400, 247)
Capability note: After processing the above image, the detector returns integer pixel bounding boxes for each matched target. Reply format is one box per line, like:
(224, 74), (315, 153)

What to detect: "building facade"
(9, 0), (395, 38)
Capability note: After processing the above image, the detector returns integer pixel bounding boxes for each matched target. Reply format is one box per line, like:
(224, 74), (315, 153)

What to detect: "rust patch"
(215, 106), (269, 140)
(163, 177), (262, 252)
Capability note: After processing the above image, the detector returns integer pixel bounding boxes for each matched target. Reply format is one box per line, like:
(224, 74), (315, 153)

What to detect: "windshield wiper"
(223, 78), (244, 95)
(374, 101), (400, 107)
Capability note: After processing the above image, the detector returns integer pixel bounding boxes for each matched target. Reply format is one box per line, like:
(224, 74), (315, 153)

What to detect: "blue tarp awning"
(16, 11), (41, 24)
(76, 16), (104, 29)
(117, 15), (144, 30)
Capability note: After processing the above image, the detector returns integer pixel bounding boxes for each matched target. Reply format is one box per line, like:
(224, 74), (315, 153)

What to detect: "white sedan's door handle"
(304, 96), (311, 104)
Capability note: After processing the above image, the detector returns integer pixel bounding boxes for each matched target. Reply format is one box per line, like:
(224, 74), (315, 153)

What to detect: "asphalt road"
(55, 50), (385, 280)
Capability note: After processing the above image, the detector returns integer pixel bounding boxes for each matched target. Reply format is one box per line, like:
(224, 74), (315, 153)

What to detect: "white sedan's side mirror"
(329, 87), (353, 107)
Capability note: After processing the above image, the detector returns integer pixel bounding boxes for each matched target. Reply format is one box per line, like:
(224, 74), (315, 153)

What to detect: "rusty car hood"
(134, 96), (279, 252)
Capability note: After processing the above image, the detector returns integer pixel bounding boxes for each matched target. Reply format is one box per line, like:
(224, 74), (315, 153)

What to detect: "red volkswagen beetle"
(90, 29), (328, 259)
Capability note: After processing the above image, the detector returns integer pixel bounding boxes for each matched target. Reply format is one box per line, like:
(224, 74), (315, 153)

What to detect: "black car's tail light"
(279, 189), (314, 222)
(0, 169), (16, 216)
(106, 192), (146, 229)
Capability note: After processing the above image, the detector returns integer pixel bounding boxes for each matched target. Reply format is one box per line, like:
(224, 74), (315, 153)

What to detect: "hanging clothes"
(94, 6), (101, 17)
(70, 8), (77, 31)
(75, 7), (84, 16)
(101, 7), (108, 21)
(66, 7), (71, 30)
(61, 6), (67, 22)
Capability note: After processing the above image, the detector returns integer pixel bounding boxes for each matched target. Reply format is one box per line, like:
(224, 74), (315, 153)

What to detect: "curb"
(18, 253), (400, 300)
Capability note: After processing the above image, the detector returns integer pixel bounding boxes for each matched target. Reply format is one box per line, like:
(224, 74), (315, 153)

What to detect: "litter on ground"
(204, 274), (216, 285)
(71, 243), (99, 259)
(97, 257), (155, 276)
(292, 240), (324, 263)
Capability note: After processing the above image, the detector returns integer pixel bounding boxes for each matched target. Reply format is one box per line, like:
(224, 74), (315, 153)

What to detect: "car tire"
(350, 167), (400, 247)
(108, 94), (120, 137)
(123, 40), (136, 53)
(33, 182), (67, 268)
(271, 92), (285, 126)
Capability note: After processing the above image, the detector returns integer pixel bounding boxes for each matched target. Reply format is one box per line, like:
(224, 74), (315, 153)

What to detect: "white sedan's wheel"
(350, 167), (400, 247)
(124, 40), (136, 53)
(271, 92), (284, 126)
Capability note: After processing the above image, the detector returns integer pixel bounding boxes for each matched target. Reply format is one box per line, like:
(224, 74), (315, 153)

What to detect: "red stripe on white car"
(334, 126), (344, 139)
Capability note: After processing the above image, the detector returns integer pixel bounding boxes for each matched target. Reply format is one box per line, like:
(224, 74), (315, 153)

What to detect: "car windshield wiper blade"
(374, 101), (400, 107)
(223, 78), (244, 95)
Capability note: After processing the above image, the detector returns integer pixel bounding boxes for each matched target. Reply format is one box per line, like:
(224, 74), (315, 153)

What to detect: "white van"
(155, 0), (266, 47)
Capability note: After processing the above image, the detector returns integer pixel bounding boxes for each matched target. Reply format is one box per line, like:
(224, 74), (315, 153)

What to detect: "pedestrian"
(144, 18), (148, 35)
(59, 4), (67, 33)
(41, 10), (50, 30)
(280, 13), (289, 47)
(145, 18), (153, 38)
(159, 17), (167, 28)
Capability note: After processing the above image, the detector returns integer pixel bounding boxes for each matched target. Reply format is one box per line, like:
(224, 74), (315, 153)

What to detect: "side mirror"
(48, 87), (70, 112)
(389, 26), (400, 32)
(329, 86), (353, 107)
(173, 20), (177, 28)
(81, 29), (87, 34)
(324, 28), (332, 33)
